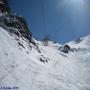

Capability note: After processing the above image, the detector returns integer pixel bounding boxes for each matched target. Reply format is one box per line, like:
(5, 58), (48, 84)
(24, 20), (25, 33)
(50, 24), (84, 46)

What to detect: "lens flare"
(65, 0), (86, 9)
(57, 0), (88, 35)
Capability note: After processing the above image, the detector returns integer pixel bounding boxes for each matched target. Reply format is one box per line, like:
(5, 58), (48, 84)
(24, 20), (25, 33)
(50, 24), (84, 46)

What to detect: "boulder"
(59, 44), (70, 53)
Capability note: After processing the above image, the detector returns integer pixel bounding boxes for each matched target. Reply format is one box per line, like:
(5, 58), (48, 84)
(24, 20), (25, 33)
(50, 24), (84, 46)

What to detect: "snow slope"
(0, 27), (90, 90)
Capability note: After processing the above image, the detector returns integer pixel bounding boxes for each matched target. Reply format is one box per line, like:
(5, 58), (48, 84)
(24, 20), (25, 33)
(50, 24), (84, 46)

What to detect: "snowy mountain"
(0, 27), (90, 90)
(0, 0), (90, 90)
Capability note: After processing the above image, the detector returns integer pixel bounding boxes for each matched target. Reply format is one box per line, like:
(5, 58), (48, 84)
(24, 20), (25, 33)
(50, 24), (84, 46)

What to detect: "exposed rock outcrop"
(0, 0), (32, 43)
(0, 0), (10, 14)
(59, 44), (71, 53)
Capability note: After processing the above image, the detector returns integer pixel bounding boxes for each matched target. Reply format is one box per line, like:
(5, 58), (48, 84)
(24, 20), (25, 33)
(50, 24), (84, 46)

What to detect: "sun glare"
(64, 0), (86, 11)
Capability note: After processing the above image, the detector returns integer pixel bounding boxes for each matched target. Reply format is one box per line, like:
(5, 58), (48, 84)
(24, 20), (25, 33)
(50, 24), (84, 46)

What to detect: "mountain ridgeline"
(0, 0), (72, 54)
(0, 0), (32, 43)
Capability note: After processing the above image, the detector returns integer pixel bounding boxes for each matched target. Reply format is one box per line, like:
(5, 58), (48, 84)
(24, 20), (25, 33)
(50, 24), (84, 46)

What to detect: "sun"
(64, 0), (86, 11)
(66, 0), (85, 5)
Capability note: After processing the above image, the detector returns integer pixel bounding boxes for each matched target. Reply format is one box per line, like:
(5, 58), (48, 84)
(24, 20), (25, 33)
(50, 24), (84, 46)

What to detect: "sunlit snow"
(0, 27), (90, 90)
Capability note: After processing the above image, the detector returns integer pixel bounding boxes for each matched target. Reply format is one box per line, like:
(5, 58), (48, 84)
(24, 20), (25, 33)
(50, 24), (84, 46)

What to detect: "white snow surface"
(0, 27), (90, 90)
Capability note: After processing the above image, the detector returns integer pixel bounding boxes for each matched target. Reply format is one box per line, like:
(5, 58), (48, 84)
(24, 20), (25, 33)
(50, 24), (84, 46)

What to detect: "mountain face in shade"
(0, 0), (32, 43)
(0, 0), (10, 14)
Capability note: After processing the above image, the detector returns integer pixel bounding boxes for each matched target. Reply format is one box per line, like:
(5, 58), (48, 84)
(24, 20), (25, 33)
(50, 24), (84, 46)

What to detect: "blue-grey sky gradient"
(8, 0), (90, 43)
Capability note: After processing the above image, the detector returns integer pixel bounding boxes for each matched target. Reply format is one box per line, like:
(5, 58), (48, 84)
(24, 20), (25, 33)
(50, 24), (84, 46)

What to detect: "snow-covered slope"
(0, 27), (90, 90)
(68, 35), (90, 49)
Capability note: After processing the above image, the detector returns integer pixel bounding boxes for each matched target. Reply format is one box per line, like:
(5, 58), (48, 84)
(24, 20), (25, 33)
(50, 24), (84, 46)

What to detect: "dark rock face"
(0, 0), (10, 14)
(3, 15), (32, 42)
(4, 15), (28, 31)
(59, 45), (71, 53)
(0, 0), (32, 43)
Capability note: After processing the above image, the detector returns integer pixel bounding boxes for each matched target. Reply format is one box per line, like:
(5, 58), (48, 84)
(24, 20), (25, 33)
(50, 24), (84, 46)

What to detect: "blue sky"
(8, 0), (90, 44)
